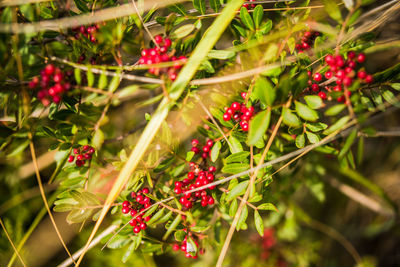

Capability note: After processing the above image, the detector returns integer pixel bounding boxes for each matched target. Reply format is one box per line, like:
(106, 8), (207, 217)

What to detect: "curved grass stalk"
(74, 1), (245, 265)
(1, 218), (27, 267)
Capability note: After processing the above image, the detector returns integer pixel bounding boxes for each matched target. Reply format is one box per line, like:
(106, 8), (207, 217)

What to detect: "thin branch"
(131, 0), (158, 47)
(0, 218), (27, 267)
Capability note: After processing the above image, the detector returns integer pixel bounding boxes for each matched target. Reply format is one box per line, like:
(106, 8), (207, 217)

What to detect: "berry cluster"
(172, 231), (201, 259)
(121, 187), (153, 234)
(175, 161), (216, 210)
(308, 51), (373, 102)
(72, 25), (99, 43)
(139, 35), (187, 81)
(68, 145), (95, 167)
(295, 31), (321, 53)
(243, 0), (257, 9)
(28, 64), (72, 106)
(222, 92), (255, 131)
(190, 138), (215, 160)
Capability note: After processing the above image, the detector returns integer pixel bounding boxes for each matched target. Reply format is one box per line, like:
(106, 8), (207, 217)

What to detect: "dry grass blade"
(74, 1), (245, 266)
(0, 0), (50, 6)
(0, 217), (27, 267)
(57, 225), (118, 267)
(28, 133), (76, 264)
(216, 113), (284, 267)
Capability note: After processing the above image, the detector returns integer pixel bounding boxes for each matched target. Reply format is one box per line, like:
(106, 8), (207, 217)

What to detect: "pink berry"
(357, 70), (367, 79)
(365, 75), (373, 83)
(154, 35), (163, 44)
(357, 53), (366, 63)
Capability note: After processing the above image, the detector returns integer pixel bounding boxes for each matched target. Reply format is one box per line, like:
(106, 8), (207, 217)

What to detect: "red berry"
(206, 140), (213, 147)
(311, 83), (319, 92)
(335, 55), (345, 67)
(122, 207), (130, 214)
(154, 35), (163, 44)
(173, 244), (180, 251)
(136, 195), (144, 203)
(208, 166), (216, 173)
(223, 113), (231, 121)
(133, 226), (141, 233)
(139, 222), (147, 230)
(188, 172), (195, 179)
(169, 72), (177, 81)
(201, 152), (208, 159)
(53, 73), (63, 83)
(208, 197), (215, 205)
(231, 102), (240, 111)
(313, 72), (322, 82)
(336, 70), (345, 79)
(44, 64), (55, 75)
(68, 155), (74, 162)
(318, 91), (327, 100)
(191, 147), (200, 154)
(357, 70), (367, 79)
(77, 154), (84, 161)
(174, 187), (182, 194)
(191, 139), (199, 147)
(164, 38), (172, 47)
(347, 51), (356, 59)
(357, 53), (366, 63)
(343, 77), (353, 87)
(129, 219), (137, 226)
(142, 187), (149, 194)
(333, 85), (342, 92)
(241, 92), (247, 99)
(347, 60), (356, 69)
(241, 122), (249, 131)
(130, 209), (137, 216)
(325, 71), (333, 79)
(175, 181), (183, 188)
(365, 75), (373, 83)
(122, 200), (130, 208)
(74, 148), (79, 154)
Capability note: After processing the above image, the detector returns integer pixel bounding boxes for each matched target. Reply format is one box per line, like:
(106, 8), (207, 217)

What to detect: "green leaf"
(229, 136), (243, 153)
(323, 116), (350, 135)
(108, 72), (121, 92)
(163, 214), (181, 240)
(98, 71), (107, 90)
(304, 95), (323, 109)
(229, 199), (238, 217)
(305, 122), (328, 132)
(209, 0), (221, 12)
(143, 204), (159, 218)
(295, 134), (305, 148)
(382, 89), (400, 108)
(282, 108), (301, 128)
(226, 151), (250, 163)
(193, 0), (206, 15)
(211, 141), (221, 162)
(74, 68), (81, 85)
(147, 208), (165, 225)
(260, 20), (272, 34)
(87, 68), (94, 87)
(254, 210), (264, 236)
(252, 5), (264, 29)
(191, 225), (211, 232)
(222, 163), (250, 174)
(236, 205), (248, 230)
(255, 76), (275, 106)
(208, 49), (235, 60)
(248, 109), (271, 146)
(295, 101), (319, 121)
(171, 24), (195, 39)
(122, 240), (138, 263)
(325, 104), (346, 116)
(257, 203), (278, 212)
(240, 7), (254, 31)
(227, 180), (249, 201)
(107, 235), (130, 249)
(306, 131), (320, 144)
(338, 129), (357, 159)
(169, 4), (187, 15)
(322, 0), (342, 22)
(74, 0), (89, 13)
(186, 151), (195, 161)
(391, 83), (400, 91)
(92, 129), (104, 149)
